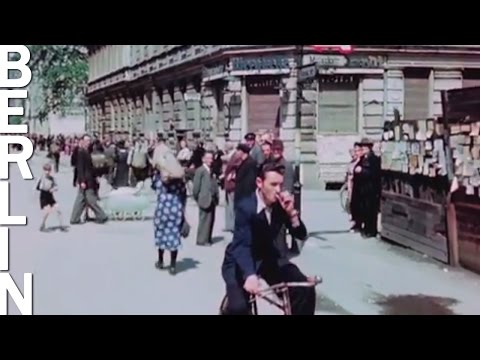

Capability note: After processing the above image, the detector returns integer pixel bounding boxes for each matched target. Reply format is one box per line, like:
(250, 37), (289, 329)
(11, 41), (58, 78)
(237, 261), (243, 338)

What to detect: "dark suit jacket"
(76, 148), (97, 190)
(234, 156), (258, 202)
(222, 192), (308, 285)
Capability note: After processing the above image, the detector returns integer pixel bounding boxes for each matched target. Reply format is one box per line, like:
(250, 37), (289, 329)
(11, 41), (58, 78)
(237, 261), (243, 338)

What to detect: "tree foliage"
(27, 45), (89, 122)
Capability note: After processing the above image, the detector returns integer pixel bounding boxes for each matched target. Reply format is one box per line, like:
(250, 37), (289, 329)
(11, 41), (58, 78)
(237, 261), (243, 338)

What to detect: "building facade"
(86, 45), (480, 188)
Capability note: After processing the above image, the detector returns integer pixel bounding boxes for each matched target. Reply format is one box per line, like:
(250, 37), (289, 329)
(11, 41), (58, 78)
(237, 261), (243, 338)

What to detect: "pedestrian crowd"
(28, 130), (296, 277)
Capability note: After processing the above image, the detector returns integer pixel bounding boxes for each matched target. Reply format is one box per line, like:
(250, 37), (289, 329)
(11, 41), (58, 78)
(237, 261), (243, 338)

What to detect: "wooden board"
(452, 192), (480, 273)
(442, 86), (480, 274)
(381, 191), (449, 264)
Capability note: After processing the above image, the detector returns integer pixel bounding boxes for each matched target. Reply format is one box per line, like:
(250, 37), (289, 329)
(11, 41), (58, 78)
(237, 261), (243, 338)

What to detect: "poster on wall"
(316, 134), (361, 164)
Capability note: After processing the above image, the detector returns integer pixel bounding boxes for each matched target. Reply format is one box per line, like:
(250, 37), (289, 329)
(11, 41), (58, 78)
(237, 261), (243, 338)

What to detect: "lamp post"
(291, 45), (305, 256)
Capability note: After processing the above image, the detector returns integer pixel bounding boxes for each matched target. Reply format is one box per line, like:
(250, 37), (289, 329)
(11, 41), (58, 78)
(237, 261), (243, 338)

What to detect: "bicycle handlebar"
(256, 276), (322, 295)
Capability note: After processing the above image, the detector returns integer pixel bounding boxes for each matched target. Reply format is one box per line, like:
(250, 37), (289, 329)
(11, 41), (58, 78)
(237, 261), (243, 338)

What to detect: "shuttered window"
(317, 77), (358, 133)
(463, 69), (480, 88)
(247, 77), (281, 136)
(404, 68), (430, 120)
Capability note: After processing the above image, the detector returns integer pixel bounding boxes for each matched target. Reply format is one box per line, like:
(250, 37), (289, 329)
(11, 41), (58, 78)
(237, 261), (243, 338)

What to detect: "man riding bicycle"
(221, 162), (316, 315)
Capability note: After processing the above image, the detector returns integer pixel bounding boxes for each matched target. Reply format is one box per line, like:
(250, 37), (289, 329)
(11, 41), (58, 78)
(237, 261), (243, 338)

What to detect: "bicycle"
(219, 276), (322, 315)
(339, 182), (349, 213)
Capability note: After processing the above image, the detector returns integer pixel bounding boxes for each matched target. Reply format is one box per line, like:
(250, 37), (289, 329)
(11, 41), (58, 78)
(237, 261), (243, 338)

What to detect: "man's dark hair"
(257, 161), (285, 180)
(237, 143), (251, 154)
(244, 133), (256, 142)
(262, 141), (272, 147)
(203, 150), (215, 158)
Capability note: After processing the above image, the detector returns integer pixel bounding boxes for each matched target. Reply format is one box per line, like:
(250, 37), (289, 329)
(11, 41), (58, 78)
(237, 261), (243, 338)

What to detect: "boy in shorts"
(37, 163), (68, 233)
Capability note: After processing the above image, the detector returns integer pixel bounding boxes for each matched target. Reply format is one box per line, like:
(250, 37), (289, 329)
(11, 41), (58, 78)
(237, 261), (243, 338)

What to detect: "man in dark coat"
(221, 162), (315, 315)
(234, 144), (258, 204)
(70, 135), (109, 225)
(352, 138), (381, 238)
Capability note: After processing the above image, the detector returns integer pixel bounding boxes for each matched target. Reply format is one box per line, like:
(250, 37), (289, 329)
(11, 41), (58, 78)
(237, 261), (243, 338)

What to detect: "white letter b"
(0, 45), (32, 88)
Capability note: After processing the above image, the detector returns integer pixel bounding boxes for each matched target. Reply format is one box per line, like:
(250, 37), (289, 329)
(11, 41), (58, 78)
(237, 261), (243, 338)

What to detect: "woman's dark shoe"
(169, 266), (177, 276)
(155, 261), (166, 270)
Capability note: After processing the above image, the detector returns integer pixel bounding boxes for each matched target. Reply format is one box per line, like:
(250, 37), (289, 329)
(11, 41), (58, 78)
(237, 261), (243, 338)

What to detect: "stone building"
(86, 45), (480, 188)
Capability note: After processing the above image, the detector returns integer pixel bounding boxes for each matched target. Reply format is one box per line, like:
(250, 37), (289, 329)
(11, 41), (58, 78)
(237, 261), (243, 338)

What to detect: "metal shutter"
(247, 78), (281, 135)
(318, 80), (358, 133)
(404, 69), (430, 120)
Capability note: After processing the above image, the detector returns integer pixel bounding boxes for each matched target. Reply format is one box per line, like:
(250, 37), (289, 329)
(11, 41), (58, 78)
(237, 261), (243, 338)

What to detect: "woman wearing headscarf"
(151, 139), (187, 275)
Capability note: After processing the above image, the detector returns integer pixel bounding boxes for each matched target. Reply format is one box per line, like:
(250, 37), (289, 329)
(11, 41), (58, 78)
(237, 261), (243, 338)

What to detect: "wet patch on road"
(373, 294), (459, 315)
(316, 294), (352, 315)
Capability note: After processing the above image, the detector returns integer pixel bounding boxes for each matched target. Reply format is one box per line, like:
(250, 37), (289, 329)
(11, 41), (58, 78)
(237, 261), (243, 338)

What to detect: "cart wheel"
(134, 211), (144, 221)
(219, 295), (229, 315)
(116, 212), (126, 221)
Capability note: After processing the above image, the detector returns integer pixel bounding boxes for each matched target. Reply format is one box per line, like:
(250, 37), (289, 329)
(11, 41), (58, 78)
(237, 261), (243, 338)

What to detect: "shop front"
(202, 54), (292, 143)
(302, 52), (388, 186)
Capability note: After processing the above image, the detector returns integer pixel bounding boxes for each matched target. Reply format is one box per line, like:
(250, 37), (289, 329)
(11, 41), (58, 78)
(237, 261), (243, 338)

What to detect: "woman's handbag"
(180, 216), (191, 239)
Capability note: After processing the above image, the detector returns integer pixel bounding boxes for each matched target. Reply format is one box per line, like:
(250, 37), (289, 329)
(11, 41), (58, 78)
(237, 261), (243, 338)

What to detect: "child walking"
(37, 163), (68, 232)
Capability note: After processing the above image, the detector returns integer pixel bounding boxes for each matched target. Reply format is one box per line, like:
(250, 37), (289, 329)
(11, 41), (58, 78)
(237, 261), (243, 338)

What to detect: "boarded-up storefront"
(316, 75), (360, 185)
(403, 68), (430, 120)
(247, 76), (281, 136)
(317, 76), (359, 134)
(442, 86), (480, 274)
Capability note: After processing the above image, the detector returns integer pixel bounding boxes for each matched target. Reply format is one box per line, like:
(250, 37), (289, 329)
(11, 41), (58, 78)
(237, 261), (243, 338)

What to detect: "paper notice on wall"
(316, 135), (361, 164)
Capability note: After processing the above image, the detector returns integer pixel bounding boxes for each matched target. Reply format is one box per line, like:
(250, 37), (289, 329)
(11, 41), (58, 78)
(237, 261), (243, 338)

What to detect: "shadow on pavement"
(212, 236), (225, 245)
(176, 258), (201, 274)
(316, 294), (352, 315)
(308, 230), (352, 241)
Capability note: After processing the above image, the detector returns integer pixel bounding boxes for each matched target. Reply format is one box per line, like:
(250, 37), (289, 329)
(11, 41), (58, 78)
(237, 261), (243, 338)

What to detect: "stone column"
(240, 77), (249, 138)
(143, 91), (153, 136)
(105, 98), (114, 134)
(135, 95), (144, 134)
(162, 88), (174, 132)
(185, 82), (202, 135)
(174, 85), (187, 130)
(152, 87), (163, 133)
(112, 98), (120, 132)
(118, 96), (125, 133)
(127, 96), (136, 137)
(94, 103), (101, 135)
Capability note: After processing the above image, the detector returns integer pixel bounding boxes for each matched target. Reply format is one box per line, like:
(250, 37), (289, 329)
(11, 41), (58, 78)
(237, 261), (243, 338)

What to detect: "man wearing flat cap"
(352, 138), (381, 238)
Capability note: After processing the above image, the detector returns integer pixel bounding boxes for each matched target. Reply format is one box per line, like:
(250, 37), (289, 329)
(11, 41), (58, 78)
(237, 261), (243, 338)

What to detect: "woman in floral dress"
(152, 143), (187, 276)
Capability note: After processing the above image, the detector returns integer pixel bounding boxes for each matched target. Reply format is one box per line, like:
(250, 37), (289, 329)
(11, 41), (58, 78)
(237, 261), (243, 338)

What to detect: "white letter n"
(0, 273), (33, 315)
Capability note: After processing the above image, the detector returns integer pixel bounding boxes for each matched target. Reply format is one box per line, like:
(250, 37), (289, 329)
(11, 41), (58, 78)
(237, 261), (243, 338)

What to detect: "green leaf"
(26, 45), (88, 123)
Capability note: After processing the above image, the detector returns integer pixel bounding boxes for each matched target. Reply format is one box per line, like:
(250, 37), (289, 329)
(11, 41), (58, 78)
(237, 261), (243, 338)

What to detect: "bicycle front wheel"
(219, 295), (229, 315)
(339, 184), (349, 213)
